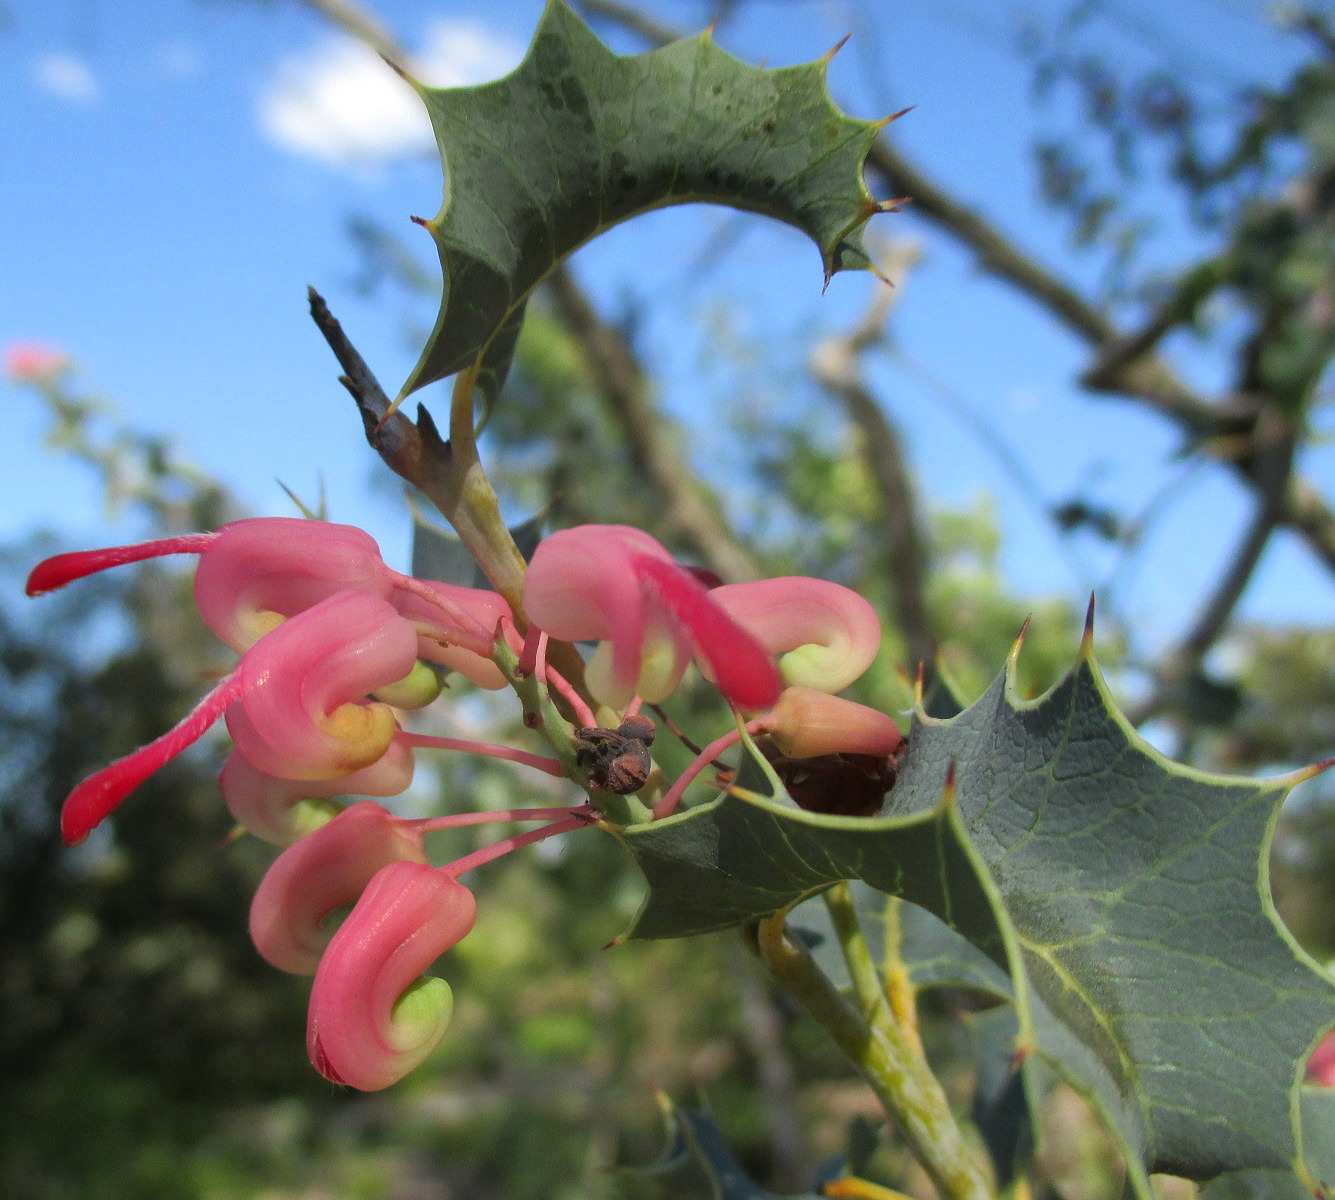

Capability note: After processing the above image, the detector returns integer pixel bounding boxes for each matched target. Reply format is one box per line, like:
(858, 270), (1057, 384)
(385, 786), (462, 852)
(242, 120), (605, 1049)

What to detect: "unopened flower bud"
(763, 687), (904, 759)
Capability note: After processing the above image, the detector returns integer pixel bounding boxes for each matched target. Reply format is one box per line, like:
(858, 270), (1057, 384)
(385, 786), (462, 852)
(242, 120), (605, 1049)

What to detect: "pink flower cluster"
(29, 518), (903, 1089)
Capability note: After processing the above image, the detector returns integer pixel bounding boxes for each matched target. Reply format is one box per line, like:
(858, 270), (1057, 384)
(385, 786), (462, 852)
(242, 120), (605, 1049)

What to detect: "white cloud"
(259, 20), (524, 169)
(32, 52), (101, 104)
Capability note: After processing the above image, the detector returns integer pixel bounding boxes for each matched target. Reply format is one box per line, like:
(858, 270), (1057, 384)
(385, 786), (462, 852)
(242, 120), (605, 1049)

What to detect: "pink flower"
(306, 860), (477, 1091)
(223, 591), (417, 780)
(4, 341), (68, 381)
(709, 578), (882, 694)
(1310, 1031), (1335, 1087)
(524, 524), (782, 709)
(249, 802), (430, 975)
(60, 592), (418, 844)
(761, 687), (904, 759)
(220, 737), (415, 847)
(27, 517), (445, 653)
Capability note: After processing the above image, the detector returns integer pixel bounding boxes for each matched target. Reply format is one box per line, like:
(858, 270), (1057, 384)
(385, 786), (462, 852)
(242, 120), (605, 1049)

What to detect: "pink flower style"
(30, 518), (903, 1091)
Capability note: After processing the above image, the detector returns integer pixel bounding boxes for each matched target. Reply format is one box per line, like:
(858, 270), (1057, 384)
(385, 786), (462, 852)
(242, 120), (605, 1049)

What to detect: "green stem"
(413, 365), (587, 692)
(823, 882), (886, 1021)
(754, 909), (993, 1200)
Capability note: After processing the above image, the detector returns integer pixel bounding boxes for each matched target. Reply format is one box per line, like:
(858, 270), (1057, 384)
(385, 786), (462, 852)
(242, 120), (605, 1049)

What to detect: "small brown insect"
(573, 715), (657, 795)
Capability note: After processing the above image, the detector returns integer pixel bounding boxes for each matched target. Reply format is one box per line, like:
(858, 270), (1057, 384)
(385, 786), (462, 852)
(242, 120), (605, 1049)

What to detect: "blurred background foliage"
(2, 0), (1332, 1197)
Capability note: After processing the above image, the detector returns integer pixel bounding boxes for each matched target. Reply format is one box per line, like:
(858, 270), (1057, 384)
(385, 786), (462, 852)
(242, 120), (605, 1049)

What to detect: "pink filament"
(397, 732), (565, 777)
(411, 805), (590, 833)
(443, 812), (594, 878)
(651, 722), (765, 820)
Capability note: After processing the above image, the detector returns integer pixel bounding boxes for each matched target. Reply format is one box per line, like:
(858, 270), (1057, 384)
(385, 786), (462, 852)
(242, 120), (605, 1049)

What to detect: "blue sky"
(2, 0), (1330, 658)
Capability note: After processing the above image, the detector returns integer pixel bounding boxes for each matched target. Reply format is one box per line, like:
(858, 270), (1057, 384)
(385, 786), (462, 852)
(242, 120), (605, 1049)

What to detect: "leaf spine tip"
(1009, 1040), (1031, 1072)
(1287, 756), (1335, 786)
(1009, 615), (1032, 665)
(876, 105), (915, 131)
(1082, 592), (1097, 650)
(820, 33), (852, 67)
(913, 660), (925, 707)
(941, 759), (957, 810)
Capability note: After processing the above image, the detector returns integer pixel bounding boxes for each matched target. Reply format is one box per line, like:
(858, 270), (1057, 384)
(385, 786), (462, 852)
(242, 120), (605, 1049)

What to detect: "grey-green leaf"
(615, 635), (1335, 1192)
(399, 0), (889, 406)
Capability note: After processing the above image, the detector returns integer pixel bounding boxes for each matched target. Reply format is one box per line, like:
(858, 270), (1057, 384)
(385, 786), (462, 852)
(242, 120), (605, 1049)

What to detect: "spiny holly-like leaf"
(1200, 1090), (1335, 1199)
(615, 630), (1335, 1194)
(398, 0), (892, 407)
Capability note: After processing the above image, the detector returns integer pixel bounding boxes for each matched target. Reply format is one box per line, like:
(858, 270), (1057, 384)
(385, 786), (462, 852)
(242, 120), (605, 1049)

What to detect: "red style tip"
(60, 671), (242, 843)
(26, 533), (215, 596)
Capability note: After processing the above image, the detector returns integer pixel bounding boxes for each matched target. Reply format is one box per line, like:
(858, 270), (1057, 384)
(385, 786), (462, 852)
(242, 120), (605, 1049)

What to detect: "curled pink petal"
(306, 861), (477, 1091)
(226, 591), (418, 780)
(711, 578), (882, 694)
(26, 518), (398, 655)
(761, 687), (905, 759)
(61, 671), (244, 845)
(221, 737), (415, 846)
(394, 580), (512, 689)
(630, 556), (780, 710)
(249, 802), (429, 975)
(194, 518), (395, 651)
(525, 525), (779, 708)
(525, 525), (670, 703)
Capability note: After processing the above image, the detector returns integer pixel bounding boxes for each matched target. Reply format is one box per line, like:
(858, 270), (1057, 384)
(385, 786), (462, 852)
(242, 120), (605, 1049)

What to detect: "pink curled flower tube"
(225, 591), (419, 781)
(393, 580), (512, 690)
(710, 578), (882, 695)
(306, 860), (477, 1091)
(59, 591), (416, 845)
(524, 524), (781, 709)
(26, 517), (459, 654)
(220, 737), (415, 847)
(762, 687), (905, 759)
(249, 802), (429, 975)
